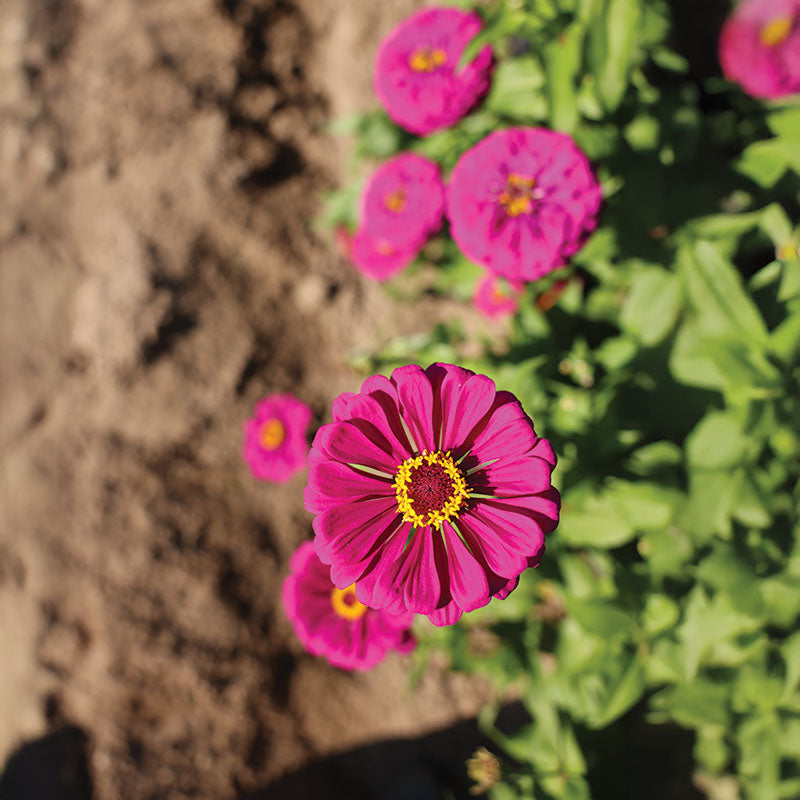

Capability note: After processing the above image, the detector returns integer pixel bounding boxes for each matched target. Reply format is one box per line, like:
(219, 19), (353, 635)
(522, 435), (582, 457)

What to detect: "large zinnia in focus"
(304, 363), (560, 626)
(283, 541), (415, 670)
(375, 7), (494, 136)
(447, 128), (602, 284)
(719, 0), (800, 99)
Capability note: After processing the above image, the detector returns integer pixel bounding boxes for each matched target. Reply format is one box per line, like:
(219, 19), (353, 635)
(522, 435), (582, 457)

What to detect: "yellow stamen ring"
(760, 16), (792, 47)
(409, 47), (447, 73)
(393, 450), (471, 530)
(258, 418), (286, 451)
(330, 584), (368, 620)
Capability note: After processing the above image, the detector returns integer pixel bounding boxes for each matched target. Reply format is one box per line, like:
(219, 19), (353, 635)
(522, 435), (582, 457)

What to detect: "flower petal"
(314, 421), (399, 473)
(428, 601), (464, 627)
(397, 526), (441, 614)
(432, 367), (497, 454)
(391, 364), (436, 452)
(441, 522), (490, 612)
(305, 459), (393, 514)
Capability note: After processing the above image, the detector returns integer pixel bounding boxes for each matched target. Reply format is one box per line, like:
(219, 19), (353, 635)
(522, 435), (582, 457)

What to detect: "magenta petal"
(531, 437), (557, 467)
(398, 526), (442, 614)
(313, 496), (400, 564)
(305, 460), (393, 513)
(330, 391), (411, 460)
(355, 526), (412, 614)
(484, 489), (561, 535)
(457, 512), (528, 578)
(469, 401), (536, 461)
(480, 456), (554, 496)
(428, 601), (464, 627)
(315, 421), (398, 473)
(441, 523), (490, 612)
(437, 370), (497, 454)
(391, 364), (436, 452)
(471, 503), (546, 558)
(493, 575), (520, 600)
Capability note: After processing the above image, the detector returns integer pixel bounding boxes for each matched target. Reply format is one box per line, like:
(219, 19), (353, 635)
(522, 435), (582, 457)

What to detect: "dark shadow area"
(239, 715), (487, 800)
(0, 726), (93, 800)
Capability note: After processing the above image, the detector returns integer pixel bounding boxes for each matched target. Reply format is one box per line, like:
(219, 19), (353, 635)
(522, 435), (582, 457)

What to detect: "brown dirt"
(0, 1), (498, 798)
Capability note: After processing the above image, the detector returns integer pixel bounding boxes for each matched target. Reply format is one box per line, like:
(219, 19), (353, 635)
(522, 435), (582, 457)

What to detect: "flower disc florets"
(305, 363), (560, 626)
(393, 450), (471, 529)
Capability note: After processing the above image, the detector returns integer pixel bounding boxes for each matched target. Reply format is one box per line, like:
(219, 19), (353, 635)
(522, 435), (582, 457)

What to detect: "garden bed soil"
(0, 1), (499, 797)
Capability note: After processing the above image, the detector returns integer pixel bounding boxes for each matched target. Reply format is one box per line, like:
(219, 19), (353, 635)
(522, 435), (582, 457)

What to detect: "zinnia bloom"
(282, 541), (415, 670)
(719, 0), (800, 99)
(243, 394), (312, 482)
(473, 275), (524, 319)
(375, 7), (494, 136)
(447, 128), (602, 283)
(350, 153), (446, 281)
(304, 363), (560, 626)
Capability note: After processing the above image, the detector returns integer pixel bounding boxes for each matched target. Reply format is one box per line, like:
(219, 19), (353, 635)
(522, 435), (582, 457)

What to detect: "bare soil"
(0, 1), (496, 797)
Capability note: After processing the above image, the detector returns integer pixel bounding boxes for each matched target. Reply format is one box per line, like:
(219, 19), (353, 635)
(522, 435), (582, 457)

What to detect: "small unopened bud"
(467, 747), (502, 796)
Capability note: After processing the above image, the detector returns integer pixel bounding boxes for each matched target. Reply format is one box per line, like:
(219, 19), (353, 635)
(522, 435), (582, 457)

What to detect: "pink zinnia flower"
(350, 153), (446, 281)
(282, 541), (415, 670)
(375, 7), (494, 136)
(304, 363), (560, 626)
(447, 128), (602, 284)
(243, 394), (312, 483)
(719, 0), (800, 99)
(473, 275), (524, 319)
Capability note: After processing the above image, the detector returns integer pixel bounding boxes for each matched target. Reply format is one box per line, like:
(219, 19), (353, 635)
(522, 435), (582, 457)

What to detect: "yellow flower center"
(408, 47), (447, 73)
(393, 450), (470, 529)
(499, 173), (537, 218)
(384, 189), (407, 213)
(258, 418), (285, 451)
(760, 16), (793, 46)
(330, 584), (368, 620)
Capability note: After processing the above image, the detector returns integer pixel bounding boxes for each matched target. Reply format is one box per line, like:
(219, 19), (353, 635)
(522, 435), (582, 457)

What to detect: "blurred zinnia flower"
(282, 541), (415, 670)
(447, 128), (602, 283)
(243, 394), (312, 482)
(374, 7), (494, 136)
(304, 363), (559, 626)
(350, 153), (446, 281)
(719, 0), (800, 99)
(473, 275), (524, 319)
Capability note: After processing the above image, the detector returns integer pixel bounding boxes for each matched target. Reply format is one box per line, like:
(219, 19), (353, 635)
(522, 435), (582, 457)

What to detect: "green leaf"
(568, 598), (636, 638)
(545, 23), (583, 133)
(733, 663), (784, 713)
(604, 480), (682, 530)
(766, 107), (800, 140)
(620, 268), (682, 345)
(486, 57), (548, 122)
(652, 679), (730, 729)
(680, 470), (741, 543)
(641, 594), (680, 636)
(695, 545), (764, 619)
(738, 713), (781, 795)
(738, 139), (791, 188)
(759, 203), (794, 246)
(587, 0), (641, 112)
(557, 495), (635, 548)
(627, 441), (683, 476)
(779, 260), (800, 302)
(781, 632), (800, 704)
(685, 410), (752, 470)
(680, 241), (769, 345)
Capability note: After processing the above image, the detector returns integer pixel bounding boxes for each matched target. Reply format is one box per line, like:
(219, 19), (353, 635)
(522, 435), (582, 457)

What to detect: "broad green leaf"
(589, 657), (646, 727)
(568, 598), (636, 638)
(685, 410), (752, 470)
(695, 545), (764, 618)
(620, 268), (682, 345)
(766, 107), (800, 140)
(680, 241), (769, 345)
(557, 503), (635, 548)
(652, 679), (730, 729)
(604, 479), (682, 530)
(545, 23), (583, 133)
(627, 441), (683, 476)
(738, 713), (781, 796)
(486, 57), (548, 122)
(637, 527), (694, 578)
(732, 663), (783, 713)
(588, 0), (641, 112)
(641, 594), (680, 636)
(738, 139), (791, 187)
(781, 632), (800, 703)
(680, 470), (741, 543)
(761, 573), (800, 628)
(759, 203), (794, 246)
(779, 260), (800, 302)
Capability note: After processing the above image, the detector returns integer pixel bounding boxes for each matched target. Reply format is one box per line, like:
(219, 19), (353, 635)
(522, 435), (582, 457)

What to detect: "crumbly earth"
(0, 1), (500, 797)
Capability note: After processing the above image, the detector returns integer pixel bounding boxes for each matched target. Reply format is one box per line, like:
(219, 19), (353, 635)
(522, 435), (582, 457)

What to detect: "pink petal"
(441, 523), (490, 612)
(435, 368), (497, 454)
(397, 526), (442, 614)
(428, 601), (464, 627)
(391, 365), (436, 452)
(478, 456), (554, 496)
(456, 512), (528, 578)
(305, 460), (393, 513)
(315, 421), (399, 473)
(467, 399), (536, 462)
(331, 391), (411, 461)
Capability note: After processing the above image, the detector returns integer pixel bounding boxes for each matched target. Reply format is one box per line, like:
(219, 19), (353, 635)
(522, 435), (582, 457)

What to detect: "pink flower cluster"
(719, 0), (800, 99)
(375, 7), (494, 136)
(305, 363), (560, 626)
(350, 153), (446, 280)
